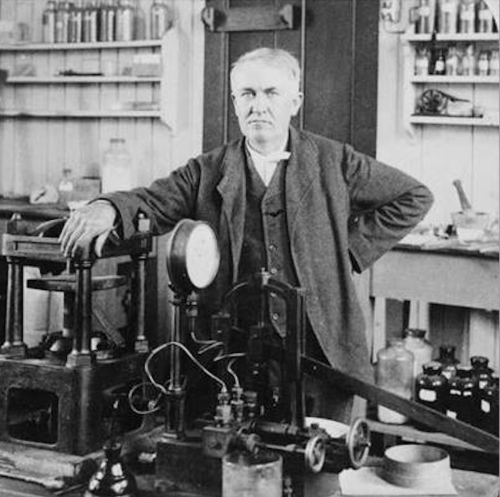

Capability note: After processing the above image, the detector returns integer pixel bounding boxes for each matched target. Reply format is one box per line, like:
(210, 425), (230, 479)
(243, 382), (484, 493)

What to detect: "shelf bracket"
(201, 4), (299, 32)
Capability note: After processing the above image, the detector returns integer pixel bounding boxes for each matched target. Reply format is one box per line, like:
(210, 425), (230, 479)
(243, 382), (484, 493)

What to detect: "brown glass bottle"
(415, 361), (447, 413)
(436, 344), (460, 380)
(478, 377), (499, 435)
(446, 366), (477, 425)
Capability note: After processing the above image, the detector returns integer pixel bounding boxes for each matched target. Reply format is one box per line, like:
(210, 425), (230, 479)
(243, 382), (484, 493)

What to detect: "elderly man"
(60, 48), (433, 422)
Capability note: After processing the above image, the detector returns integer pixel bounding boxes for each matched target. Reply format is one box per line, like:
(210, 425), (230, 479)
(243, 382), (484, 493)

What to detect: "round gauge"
(166, 219), (220, 294)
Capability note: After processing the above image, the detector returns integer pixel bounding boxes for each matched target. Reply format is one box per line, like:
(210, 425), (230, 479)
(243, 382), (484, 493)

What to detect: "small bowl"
(381, 444), (451, 489)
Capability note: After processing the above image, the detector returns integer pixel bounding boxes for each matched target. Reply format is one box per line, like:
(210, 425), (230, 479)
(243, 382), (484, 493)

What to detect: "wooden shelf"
(0, 40), (162, 52)
(409, 115), (499, 126)
(6, 76), (161, 84)
(0, 109), (161, 118)
(410, 75), (499, 84)
(403, 32), (499, 43)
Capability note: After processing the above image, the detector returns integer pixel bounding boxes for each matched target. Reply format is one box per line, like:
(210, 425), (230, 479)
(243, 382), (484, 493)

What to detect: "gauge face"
(166, 220), (220, 293)
(185, 223), (220, 290)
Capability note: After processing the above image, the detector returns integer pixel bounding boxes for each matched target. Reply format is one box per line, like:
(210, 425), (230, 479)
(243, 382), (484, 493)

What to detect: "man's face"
(231, 61), (303, 152)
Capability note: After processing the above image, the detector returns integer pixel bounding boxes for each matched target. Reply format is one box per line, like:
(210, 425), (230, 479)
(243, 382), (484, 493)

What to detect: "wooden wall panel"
(0, 0), (204, 198)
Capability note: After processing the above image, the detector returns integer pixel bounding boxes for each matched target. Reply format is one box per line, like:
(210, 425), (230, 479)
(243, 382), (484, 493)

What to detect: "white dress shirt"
(246, 140), (291, 187)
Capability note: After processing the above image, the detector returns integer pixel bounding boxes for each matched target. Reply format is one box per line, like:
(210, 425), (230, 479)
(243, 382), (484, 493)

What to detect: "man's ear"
(292, 92), (304, 116)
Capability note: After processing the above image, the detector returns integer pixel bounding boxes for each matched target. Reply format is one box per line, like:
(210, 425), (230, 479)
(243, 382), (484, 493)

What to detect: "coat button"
(270, 267), (278, 275)
(272, 313), (279, 321)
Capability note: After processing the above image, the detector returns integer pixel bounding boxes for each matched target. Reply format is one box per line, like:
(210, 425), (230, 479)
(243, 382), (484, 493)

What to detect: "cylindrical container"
(101, 138), (132, 193)
(489, 49), (499, 76)
(403, 328), (433, 381)
(445, 45), (459, 75)
(438, 0), (458, 33)
(416, 0), (433, 34)
(462, 43), (476, 76)
(446, 366), (476, 424)
(458, 0), (475, 33)
(470, 356), (494, 389)
(436, 344), (460, 380)
(42, 0), (57, 43)
(415, 361), (447, 413)
(376, 339), (414, 424)
(222, 451), (282, 497)
(477, 51), (490, 76)
(68, 0), (83, 43)
(83, 0), (98, 42)
(116, 0), (135, 41)
(55, 0), (71, 43)
(415, 47), (431, 76)
(477, 0), (494, 32)
(479, 376), (499, 435)
(150, 0), (172, 39)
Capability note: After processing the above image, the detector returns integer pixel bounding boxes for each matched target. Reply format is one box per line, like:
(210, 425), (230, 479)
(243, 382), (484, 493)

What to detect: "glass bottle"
(133, 0), (146, 40)
(150, 0), (173, 39)
(55, 0), (71, 43)
(434, 50), (446, 75)
(416, 0), (432, 34)
(446, 366), (476, 424)
(101, 138), (132, 193)
(438, 0), (458, 33)
(436, 344), (460, 380)
(415, 361), (447, 413)
(403, 328), (433, 381)
(104, 0), (117, 42)
(479, 376), (499, 435)
(478, 50), (490, 76)
(116, 0), (134, 41)
(477, 0), (494, 32)
(458, 0), (475, 33)
(57, 167), (74, 207)
(415, 47), (431, 76)
(68, 0), (83, 43)
(42, 0), (57, 44)
(83, 0), (98, 42)
(376, 339), (414, 424)
(470, 355), (494, 389)
(462, 43), (476, 75)
(445, 44), (459, 75)
(85, 441), (137, 497)
(489, 49), (499, 76)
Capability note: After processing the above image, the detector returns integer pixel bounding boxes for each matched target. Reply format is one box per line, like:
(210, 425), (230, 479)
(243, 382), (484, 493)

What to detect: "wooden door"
(203, 0), (379, 156)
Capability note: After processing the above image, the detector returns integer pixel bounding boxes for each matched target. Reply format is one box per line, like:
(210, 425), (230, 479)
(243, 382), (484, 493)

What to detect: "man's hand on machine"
(59, 200), (118, 258)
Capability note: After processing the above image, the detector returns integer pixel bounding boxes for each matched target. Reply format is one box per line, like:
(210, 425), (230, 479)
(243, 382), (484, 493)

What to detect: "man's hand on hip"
(59, 200), (118, 258)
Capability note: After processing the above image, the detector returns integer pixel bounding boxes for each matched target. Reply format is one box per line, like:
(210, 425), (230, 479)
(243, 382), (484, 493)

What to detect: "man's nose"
(250, 92), (267, 111)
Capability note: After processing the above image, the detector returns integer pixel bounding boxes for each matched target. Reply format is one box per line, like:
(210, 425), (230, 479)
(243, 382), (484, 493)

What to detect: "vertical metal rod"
(80, 261), (92, 355)
(11, 258), (24, 347)
(135, 254), (147, 343)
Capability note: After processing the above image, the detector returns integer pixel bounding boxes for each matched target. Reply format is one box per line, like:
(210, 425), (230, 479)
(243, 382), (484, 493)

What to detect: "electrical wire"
(145, 340), (228, 394)
(226, 358), (240, 388)
(127, 381), (163, 415)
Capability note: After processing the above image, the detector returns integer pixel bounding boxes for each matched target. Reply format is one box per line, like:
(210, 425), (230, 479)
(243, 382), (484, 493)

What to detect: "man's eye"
(266, 90), (279, 98)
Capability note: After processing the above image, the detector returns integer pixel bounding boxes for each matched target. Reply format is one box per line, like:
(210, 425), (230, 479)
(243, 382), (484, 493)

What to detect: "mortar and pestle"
(451, 179), (489, 242)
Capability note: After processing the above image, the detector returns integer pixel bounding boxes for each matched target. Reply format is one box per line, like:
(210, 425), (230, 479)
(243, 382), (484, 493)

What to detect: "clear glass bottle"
(68, 0), (83, 43)
(445, 44), (459, 75)
(415, 47), (431, 76)
(116, 0), (135, 41)
(458, 0), (475, 33)
(55, 0), (71, 43)
(403, 328), (433, 380)
(489, 49), (499, 76)
(150, 0), (172, 39)
(83, 0), (98, 42)
(461, 43), (476, 76)
(436, 344), (460, 380)
(57, 167), (74, 207)
(438, 0), (458, 33)
(376, 339), (414, 424)
(446, 366), (476, 424)
(42, 0), (57, 43)
(416, 0), (432, 34)
(477, 50), (490, 76)
(415, 361), (447, 413)
(477, 0), (494, 32)
(101, 138), (132, 193)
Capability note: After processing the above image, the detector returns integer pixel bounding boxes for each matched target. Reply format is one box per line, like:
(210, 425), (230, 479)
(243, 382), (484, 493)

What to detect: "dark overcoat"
(105, 127), (433, 384)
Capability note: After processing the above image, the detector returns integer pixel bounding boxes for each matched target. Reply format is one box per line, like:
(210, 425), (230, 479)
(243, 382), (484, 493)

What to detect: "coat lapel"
(216, 140), (247, 281)
(285, 127), (319, 237)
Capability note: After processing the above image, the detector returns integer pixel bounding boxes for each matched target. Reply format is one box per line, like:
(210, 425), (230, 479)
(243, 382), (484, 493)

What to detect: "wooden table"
(369, 242), (499, 362)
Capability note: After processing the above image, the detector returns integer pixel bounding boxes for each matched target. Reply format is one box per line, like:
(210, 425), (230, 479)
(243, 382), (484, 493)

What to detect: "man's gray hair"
(230, 47), (301, 91)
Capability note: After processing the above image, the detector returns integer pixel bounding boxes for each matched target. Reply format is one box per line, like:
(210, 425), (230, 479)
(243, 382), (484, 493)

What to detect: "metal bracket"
(201, 4), (299, 32)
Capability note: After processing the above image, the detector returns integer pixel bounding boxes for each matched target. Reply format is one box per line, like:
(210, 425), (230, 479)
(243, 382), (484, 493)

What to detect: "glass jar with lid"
(403, 328), (433, 379)
(150, 0), (173, 39)
(376, 339), (414, 424)
(436, 344), (460, 380)
(415, 361), (447, 413)
(438, 0), (458, 34)
(116, 0), (135, 41)
(42, 0), (57, 43)
(446, 366), (476, 425)
(101, 138), (132, 193)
